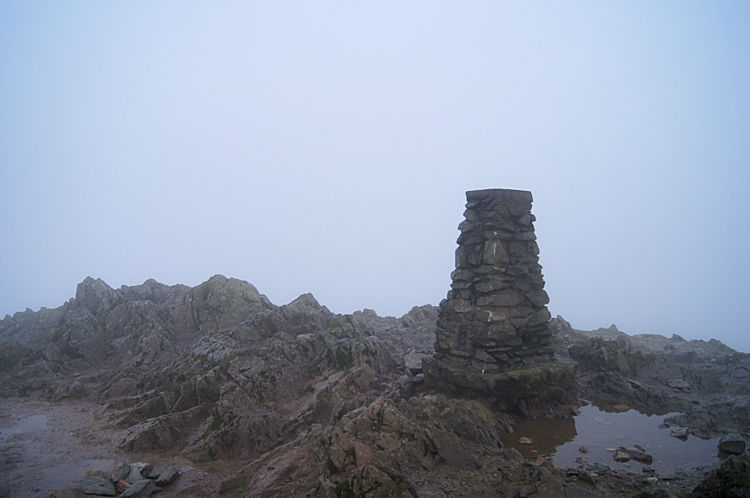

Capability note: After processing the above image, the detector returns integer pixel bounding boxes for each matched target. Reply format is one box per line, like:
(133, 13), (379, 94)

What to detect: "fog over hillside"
(1, 2), (748, 352)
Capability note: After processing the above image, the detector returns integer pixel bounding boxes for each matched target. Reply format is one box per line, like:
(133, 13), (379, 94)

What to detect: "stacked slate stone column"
(425, 188), (577, 416)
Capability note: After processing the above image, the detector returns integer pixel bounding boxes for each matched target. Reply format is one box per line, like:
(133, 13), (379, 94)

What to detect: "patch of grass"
(387, 480), (410, 494)
(335, 478), (355, 498)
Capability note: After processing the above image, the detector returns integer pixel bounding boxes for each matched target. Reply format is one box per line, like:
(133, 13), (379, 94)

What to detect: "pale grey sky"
(1, 1), (749, 351)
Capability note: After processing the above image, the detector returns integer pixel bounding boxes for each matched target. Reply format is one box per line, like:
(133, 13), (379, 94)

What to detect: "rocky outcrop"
(4, 265), (750, 496)
(0, 274), (438, 464)
(115, 315), (400, 461)
(692, 452), (750, 497)
(425, 189), (577, 415)
(552, 315), (750, 439)
(0, 275), (332, 398)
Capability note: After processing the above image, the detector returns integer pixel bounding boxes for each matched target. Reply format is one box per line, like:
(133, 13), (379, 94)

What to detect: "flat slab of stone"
(77, 476), (115, 496)
(126, 463), (154, 484)
(112, 462), (130, 482)
(719, 433), (746, 455)
(153, 465), (180, 486)
(120, 479), (157, 497)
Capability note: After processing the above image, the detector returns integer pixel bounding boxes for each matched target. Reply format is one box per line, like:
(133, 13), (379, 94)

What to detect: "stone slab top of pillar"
(465, 188), (533, 203)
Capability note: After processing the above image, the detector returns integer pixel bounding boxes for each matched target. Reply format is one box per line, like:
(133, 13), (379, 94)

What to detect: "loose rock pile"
(66, 461), (179, 497)
(425, 189), (577, 415)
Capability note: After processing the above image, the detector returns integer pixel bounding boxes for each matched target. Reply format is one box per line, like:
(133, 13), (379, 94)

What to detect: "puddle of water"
(0, 414), (49, 437)
(503, 404), (721, 474)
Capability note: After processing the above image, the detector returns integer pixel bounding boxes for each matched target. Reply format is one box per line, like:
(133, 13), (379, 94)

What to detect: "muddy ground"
(0, 398), (239, 497)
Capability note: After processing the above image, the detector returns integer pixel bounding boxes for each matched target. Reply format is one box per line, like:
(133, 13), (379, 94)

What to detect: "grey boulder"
(77, 476), (115, 496)
(119, 479), (157, 497)
(719, 433), (746, 455)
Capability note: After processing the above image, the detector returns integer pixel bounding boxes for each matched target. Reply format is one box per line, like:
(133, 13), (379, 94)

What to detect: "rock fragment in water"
(669, 427), (688, 439)
(619, 446), (653, 464)
(719, 433), (746, 455)
(613, 450), (630, 462)
(518, 436), (533, 444)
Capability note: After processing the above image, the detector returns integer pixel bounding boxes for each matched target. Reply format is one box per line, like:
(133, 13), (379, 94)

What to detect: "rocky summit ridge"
(1, 274), (749, 497)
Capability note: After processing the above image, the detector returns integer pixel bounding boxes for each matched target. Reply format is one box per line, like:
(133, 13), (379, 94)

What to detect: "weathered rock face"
(425, 188), (577, 415)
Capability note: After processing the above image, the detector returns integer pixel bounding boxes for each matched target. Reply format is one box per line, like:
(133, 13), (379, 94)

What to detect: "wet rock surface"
(692, 452), (750, 497)
(719, 433), (747, 455)
(0, 272), (748, 496)
(553, 315), (750, 441)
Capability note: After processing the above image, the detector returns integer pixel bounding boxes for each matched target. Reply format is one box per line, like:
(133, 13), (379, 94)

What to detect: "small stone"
(120, 479), (157, 497)
(620, 447), (653, 464)
(112, 462), (130, 482)
(518, 436), (533, 444)
(115, 480), (131, 493)
(577, 470), (595, 484)
(669, 427), (689, 439)
(578, 447), (588, 454)
(77, 476), (116, 496)
(126, 462), (154, 484)
(154, 465), (180, 486)
(642, 467), (656, 475)
(613, 450), (630, 462)
(719, 433), (746, 455)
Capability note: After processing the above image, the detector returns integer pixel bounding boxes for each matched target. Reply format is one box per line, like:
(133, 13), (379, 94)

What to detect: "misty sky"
(1, 2), (748, 352)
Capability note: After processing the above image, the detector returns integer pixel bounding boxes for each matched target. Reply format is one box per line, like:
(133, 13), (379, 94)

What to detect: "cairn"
(425, 188), (577, 416)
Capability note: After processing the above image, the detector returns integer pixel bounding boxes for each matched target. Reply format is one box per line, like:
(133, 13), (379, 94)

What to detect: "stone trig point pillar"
(424, 188), (577, 416)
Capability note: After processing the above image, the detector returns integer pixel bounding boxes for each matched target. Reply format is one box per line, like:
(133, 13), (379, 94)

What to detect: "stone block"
(476, 291), (525, 307)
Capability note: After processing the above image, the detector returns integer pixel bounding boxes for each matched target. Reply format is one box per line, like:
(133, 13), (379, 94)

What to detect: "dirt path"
(0, 398), (237, 497)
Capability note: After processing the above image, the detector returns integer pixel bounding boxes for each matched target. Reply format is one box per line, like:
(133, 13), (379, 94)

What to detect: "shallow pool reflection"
(502, 404), (721, 474)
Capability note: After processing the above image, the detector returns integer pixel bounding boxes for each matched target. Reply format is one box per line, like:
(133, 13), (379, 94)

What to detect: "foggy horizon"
(1, 2), (748, 352)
